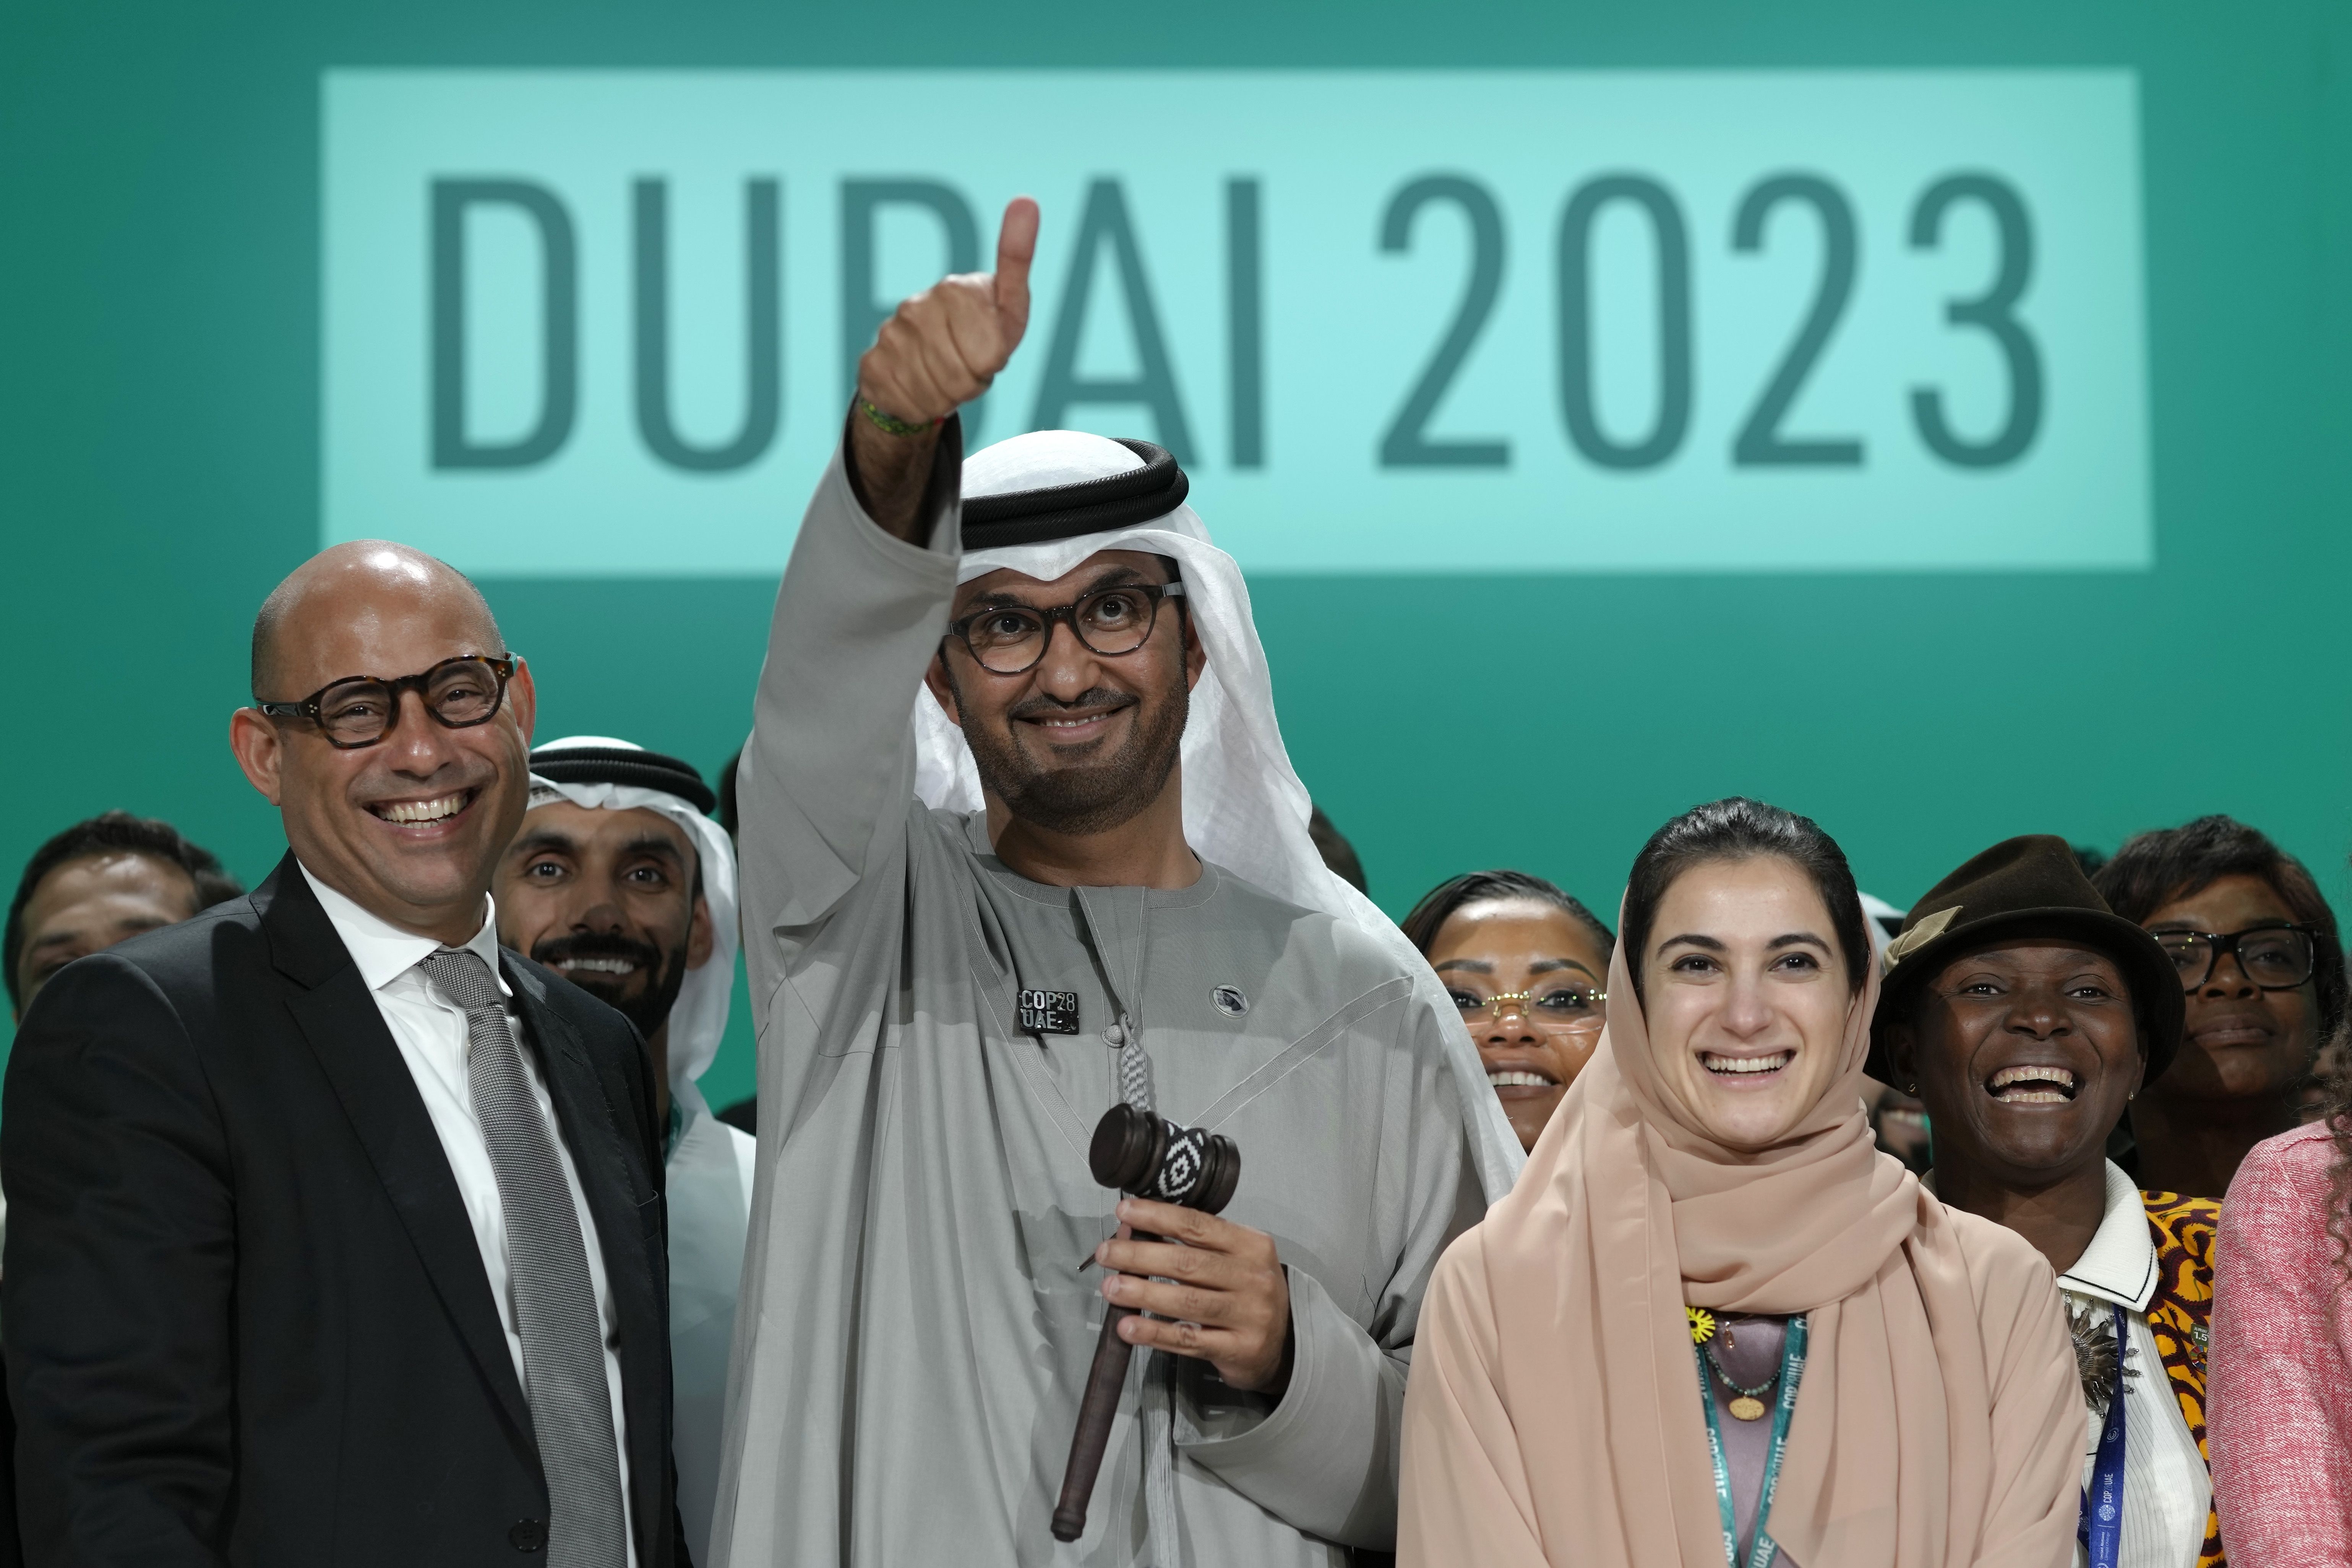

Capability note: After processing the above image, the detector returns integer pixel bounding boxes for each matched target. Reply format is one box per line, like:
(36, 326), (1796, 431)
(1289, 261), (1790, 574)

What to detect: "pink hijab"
(1398, 906), (2081, 1567)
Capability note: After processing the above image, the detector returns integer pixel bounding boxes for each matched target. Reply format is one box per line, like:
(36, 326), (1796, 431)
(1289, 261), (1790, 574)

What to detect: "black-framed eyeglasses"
(943, 582), (1186, 676)
(2150, 922), (2322, 991)
(1445, 982), (1608, 1035)
(252, 655), (519, 750)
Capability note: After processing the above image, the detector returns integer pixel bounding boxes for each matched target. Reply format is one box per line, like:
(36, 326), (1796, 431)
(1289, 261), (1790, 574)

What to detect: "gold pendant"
(1728, 1395), (1768, 1422)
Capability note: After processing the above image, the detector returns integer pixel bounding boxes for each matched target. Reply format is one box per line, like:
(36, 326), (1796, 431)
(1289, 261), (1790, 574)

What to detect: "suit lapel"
(505, 959), (667, 1564)
(261, 856), (535, 1440)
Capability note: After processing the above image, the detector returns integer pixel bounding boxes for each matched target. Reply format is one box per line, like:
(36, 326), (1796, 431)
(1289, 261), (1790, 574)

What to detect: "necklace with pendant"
(1693, 1316), (1809, 1568)
(1703, 1330), (1782, 1422)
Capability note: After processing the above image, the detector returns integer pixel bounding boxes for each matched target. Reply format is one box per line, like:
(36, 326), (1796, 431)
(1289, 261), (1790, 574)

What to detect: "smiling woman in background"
(1403, 870), (1614, 1152)
(1399, 798), (2081, 1568)
(1872, 836), (2218, 1568)
(2091, 817), (2343, 1200)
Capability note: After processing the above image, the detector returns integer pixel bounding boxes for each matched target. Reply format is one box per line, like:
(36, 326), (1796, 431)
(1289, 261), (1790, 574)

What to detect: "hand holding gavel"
(1094, 1200), (1293, 1396)
(1053, 1105), (1289, 1544)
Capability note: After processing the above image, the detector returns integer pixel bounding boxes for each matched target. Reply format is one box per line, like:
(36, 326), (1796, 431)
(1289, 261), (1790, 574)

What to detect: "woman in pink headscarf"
(1398, 798), (2083, 1568)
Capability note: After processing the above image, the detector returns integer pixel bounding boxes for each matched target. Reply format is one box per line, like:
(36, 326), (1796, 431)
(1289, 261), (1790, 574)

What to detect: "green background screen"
(5, 0), (2349, 1110)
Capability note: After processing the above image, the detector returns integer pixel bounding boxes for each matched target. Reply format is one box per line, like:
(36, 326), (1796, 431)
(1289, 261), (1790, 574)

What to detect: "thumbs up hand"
(847, 196), (1037, 538)
(858, 196), (1038, 428)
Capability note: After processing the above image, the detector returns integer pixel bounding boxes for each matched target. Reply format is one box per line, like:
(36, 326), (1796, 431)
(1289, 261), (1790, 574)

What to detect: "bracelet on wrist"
(857, 397), (936, 438)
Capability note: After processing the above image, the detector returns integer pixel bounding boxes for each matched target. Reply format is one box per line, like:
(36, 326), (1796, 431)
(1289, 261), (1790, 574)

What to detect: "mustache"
(530, 932), (664, 973)
(1005, 687), (1137, 722)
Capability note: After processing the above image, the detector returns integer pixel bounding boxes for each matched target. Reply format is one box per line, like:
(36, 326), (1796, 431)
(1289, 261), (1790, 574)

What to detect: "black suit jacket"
(2, 854), (685, 1568)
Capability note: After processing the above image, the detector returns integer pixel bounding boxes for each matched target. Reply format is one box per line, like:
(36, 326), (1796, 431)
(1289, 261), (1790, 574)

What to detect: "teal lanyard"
(1694, 1313), (1809, 1568)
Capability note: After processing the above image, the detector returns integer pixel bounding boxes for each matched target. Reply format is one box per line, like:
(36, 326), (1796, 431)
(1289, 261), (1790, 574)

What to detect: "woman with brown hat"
(1872, 835), (2218, 1568)
(1398, 799), (2082, 1568)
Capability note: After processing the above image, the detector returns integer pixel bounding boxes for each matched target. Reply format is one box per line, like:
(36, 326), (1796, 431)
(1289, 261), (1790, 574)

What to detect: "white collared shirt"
(2060, 1160), (2211, 1568)
(300, 865), (637, 1564)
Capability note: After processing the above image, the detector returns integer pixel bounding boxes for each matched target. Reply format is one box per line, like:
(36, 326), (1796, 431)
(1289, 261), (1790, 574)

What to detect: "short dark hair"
(1400, 869), (1614, 957)
(5, 811), (243, 1009)
(715, 745), (745, 843)
(1620, 797), (1868, 1006)
(2093, 814), (2346, 1038)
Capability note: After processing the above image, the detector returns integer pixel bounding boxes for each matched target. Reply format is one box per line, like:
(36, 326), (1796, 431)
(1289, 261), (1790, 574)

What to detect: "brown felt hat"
(1865, 834), (2183, 1085)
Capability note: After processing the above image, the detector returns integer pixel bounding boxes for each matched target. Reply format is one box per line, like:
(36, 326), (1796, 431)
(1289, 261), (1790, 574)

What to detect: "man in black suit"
(3, 542), (685, 1567)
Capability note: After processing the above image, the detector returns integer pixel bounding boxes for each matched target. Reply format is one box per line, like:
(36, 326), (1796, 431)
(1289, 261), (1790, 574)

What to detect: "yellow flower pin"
(1687, 1307), (1717, 1345)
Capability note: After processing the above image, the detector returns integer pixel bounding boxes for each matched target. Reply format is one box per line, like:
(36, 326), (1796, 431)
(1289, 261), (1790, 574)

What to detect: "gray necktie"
(420, 946), (627, 1568)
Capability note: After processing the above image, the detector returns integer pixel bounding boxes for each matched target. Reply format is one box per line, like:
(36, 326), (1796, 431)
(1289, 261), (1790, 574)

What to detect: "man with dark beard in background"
(495, 736), (755, 1568)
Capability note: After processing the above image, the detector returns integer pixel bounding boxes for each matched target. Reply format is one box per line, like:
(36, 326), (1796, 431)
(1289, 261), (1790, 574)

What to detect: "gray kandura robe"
(710, 438), (1486, 1568)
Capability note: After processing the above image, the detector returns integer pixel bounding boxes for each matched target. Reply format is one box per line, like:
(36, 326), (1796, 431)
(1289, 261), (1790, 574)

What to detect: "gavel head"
(1088, 1103), (1241, 1216)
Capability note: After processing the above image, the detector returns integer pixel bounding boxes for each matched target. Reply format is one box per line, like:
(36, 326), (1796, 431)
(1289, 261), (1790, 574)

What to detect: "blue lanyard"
(1695, 1314), (1808, 1568)
(2078, 1302), (2128, 1568)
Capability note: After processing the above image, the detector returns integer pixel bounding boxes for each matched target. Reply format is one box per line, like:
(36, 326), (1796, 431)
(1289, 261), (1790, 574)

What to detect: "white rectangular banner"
(322, 69), (2148, 574)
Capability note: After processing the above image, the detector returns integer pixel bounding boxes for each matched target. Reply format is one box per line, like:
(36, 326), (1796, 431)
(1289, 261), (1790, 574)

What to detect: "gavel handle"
(1051, 1229), (1162, 1544)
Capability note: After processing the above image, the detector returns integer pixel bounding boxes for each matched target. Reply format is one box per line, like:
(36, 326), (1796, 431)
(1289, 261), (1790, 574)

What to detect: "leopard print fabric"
(2141, 1190), (2225, 1568)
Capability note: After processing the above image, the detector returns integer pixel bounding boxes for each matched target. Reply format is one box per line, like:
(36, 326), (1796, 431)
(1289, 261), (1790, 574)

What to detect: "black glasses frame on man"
(2150, 921), (2324, 991)
(941, 581), (1186, 676)
(252, 655), (520, 751)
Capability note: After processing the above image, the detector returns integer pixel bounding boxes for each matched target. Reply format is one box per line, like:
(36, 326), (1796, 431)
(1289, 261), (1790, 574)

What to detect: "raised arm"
(3, 956), (235, 1568)
(735, 198), (1037, 936)
(847, 197), (1035, 540)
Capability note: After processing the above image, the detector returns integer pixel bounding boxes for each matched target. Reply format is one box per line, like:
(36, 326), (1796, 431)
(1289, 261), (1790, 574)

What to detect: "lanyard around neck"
(1694, 1313), (1808, 1568)
(2079, 1300), (2128, 1568)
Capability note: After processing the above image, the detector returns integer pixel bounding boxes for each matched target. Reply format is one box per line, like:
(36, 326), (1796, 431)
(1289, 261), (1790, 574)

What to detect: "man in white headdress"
(708, 196), (1521, 1568)
(492, 736), (756, 1567)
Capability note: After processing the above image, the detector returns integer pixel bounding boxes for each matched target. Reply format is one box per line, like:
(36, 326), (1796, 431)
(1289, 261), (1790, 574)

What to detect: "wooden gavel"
(1050, 1102), (1242, 1544)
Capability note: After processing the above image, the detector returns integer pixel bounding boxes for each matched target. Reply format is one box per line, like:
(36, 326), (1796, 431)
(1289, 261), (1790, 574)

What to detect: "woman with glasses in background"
(1402, 871), (1613, 1153)
(2093, 817), (2344, 1200)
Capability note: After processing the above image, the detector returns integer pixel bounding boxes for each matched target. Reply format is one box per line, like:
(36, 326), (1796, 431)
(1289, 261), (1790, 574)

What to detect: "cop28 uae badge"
(1019, 989), (1081, 1034)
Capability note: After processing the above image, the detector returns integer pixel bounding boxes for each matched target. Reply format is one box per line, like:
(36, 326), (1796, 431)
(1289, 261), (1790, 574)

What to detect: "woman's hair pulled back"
(1400, 869), (1614, 957)
(1621, 797), (1868, 1005)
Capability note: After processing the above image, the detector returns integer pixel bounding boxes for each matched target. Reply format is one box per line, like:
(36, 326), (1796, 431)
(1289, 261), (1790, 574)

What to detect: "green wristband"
(858, 397), (936, 438)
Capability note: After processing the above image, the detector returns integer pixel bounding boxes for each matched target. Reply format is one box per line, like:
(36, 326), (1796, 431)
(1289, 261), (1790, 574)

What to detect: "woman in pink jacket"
(2208, 1064), (2352, 1565)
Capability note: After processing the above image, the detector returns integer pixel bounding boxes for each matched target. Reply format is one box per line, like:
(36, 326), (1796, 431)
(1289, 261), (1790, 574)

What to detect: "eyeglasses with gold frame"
(1446, 983), (1608, 1033)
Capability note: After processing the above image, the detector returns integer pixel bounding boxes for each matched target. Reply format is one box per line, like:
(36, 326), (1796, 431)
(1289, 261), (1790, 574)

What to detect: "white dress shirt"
(2060, 1160), (2211, 1568)
(665, 1106), (758, 1568)
(301, 865), (638, 1565)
